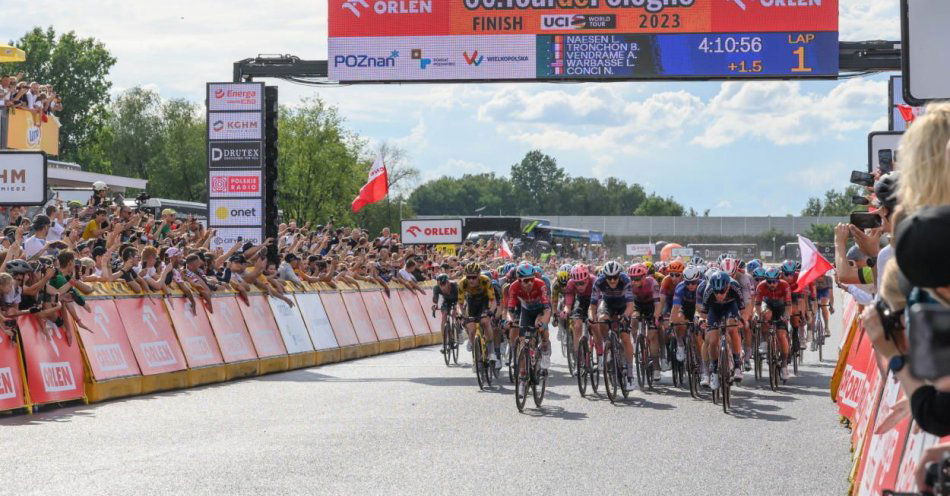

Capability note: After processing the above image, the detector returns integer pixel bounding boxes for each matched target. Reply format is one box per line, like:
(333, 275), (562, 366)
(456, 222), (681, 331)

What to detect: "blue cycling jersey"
(591, 273), (634, 307)
(671, 280), (699, 307)
(699, 278), (745, 312)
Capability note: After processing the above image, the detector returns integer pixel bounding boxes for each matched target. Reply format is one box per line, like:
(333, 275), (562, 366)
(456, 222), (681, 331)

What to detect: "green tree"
(8, 27), (116, 159)
(510, 150), (566, 214)
(409, 173), (513, 216)
(803, 223), (835, 243)
(801, 185), (865, 216)
(633, 194), (686, 216)
(149, 99), (205, 201)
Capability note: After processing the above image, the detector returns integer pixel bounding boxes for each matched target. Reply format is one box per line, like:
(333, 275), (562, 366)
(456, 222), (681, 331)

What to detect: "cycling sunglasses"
(631, 276), (643, 282)
(668, 272), (682, 278)
(465, 275), (478, 280)
(686, 280), (699, 286)
(519, 277), (534, 284)
(766, 279), (779, 284)
(716, 287), (729, 294)
(605, 275), (620, 281)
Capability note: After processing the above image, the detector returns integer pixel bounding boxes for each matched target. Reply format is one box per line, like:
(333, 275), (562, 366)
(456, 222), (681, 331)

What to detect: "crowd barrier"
(831, 294), (950, 495)
(0, 281), (443, 414)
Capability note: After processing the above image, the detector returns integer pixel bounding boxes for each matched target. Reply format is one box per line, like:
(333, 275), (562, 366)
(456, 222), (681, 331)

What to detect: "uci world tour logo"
(463, 51), (484, 66)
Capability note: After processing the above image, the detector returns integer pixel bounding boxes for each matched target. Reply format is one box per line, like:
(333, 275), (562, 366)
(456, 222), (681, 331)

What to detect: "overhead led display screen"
(328, 0), (839, 82)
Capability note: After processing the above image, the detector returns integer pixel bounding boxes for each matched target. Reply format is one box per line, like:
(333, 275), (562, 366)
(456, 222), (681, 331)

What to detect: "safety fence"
(831, 295), (950, 495)
(0, 281), (443, 414)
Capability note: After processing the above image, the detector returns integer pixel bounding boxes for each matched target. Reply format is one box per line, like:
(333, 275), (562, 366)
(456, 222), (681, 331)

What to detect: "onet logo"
(406, 226), (422, 237)
(463, 51), (484, 66)
(342, 0), (369, 17)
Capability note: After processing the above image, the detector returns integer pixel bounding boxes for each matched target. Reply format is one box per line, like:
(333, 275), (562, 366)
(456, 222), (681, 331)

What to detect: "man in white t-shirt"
(22, 215), (52, 259)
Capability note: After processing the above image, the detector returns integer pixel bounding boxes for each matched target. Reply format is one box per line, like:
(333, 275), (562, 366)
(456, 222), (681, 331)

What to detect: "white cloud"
(422, 158), (492, 181)
(392, 119), (427, 150)
(840, 0), (900, 40)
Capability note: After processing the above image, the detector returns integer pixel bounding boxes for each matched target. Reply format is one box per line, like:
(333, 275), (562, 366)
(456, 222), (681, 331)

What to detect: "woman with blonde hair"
(897, 102), (950, 213)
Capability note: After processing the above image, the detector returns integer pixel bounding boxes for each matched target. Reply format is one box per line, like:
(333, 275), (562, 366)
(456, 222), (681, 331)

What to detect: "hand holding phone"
(850, 170), (875, 188)
(850, 211), (883, 230)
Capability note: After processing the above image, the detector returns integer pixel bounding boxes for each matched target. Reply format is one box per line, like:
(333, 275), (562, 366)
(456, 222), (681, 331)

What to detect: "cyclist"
(551, 265), (570, 343)
(724, 258), (754, 372)
(699, 271), (745, 389)
(779, 260), (807, 352)
(754, 268), (793, 381)
(629, 263), (663, 379)
(589, 261), (636, 389)
(506, 262), (552, 369)
(457, 262), (499, 369)
(667, 263), (698, 364)
(814, 273), (834, 341)
(562, 264), (597, 362)
(432, 274), (461, 344)
(658, 260), (685, 363)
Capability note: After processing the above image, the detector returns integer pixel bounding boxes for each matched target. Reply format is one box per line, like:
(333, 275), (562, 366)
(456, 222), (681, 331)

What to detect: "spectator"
(897, 102), (950, 214)
(22, 215), (51, 259)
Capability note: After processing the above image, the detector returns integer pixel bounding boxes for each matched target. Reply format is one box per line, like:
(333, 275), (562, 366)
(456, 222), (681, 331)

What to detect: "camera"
(909, 303), (950, 381)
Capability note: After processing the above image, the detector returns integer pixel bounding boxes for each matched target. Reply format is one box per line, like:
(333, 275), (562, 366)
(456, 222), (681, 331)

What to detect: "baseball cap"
(846, 245), (866, 262)
(895, 205), (950, 288)
(161, 208), (176, 217)
(229, 254), (247, 264)
(165, 247), (181, 258)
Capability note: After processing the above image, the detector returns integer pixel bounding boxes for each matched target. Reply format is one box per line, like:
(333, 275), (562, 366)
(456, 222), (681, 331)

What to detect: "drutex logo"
(343, 0), (433, 17)
(463, 51), (484, 66)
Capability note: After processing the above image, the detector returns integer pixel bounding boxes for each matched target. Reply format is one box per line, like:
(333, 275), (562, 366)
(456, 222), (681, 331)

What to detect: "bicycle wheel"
(791, 327), (800, 376)
(474, 334), (486, 390)
(719, 340), (730, 414)
(483, 344), (494, 388)
(768, 334), (779, 391)
(576, 338), (589, 397)
(514, 343), (529, 412)
(815, 317), (825, 362)
(507, 336), (516, 384)
(590, 337), (601, 393)
(565, 327), (576, 378)
(753, 325), (762, 381)
(603, 335), (618, 403)
(532, 347), (547, 408)
(685, 338), (697, 398)
(634, 332), (645, 388)
(442, 322), (452, 367)
(643, 333), (654, 391)
(452, 322), (461, 365)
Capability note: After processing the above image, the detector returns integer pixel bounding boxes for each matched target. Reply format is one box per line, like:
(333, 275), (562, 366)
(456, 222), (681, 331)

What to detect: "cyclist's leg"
(619, 318), (635, 379)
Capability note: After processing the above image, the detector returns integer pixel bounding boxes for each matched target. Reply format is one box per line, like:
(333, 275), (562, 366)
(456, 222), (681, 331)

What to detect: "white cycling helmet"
(683, 266), (702, 282)
(602, 261), (623, 277)
(704, 267), (719, 280)
(92, 181), (109, 191)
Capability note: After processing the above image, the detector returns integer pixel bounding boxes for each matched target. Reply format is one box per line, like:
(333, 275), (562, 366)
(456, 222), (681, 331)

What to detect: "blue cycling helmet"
(710, 271), (731, 292)
(481, 270), (492, 280)
(502, 263), (516, 276)
(765, 268), (781, 280)
(533, 265), (543, 275)
(752, 267), (767, 279)
(516, 263), (535, 278)
(780, 260), (796, 275)
(746, 260), (762, 274)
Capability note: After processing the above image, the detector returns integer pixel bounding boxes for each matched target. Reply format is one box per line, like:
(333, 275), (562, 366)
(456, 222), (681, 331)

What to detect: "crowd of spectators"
(830, 102), (950, 490)
(0, 72), (62, 119)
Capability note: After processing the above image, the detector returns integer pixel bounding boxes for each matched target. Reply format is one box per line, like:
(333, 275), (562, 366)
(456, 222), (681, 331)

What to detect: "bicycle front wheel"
(603, 335), (618, 403)
(532, 347), (547, 408)
(442, 322), (452, 367)
(514, 343), (530, 412)
(576, 338), (589, 397)
(719, 342), (730, 414)
(474, 334), (486, 390)
(565, 328), (576, 377)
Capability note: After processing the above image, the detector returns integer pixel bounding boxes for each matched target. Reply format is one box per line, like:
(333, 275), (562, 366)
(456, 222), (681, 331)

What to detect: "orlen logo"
(463, 51), (484, 66)
(406, 226), (422, 237)
(729, 0), (823, 10)
(343, 0), (432, 17)
(406, 225), (458, 237)
(0, 367), (16, 400)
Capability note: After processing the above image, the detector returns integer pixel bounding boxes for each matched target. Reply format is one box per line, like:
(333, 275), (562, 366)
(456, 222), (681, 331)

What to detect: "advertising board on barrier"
(116, 299), (188, 375)
(17, 315), (84, 404)
(382, 291), (415, 340)
(856, 372), (912, 496)
(319, 292), (361, 347)
(238, 296), (289, 358)
(206, 297), (258, 363)
(401, 218), (463, 244)
(164, 298), (225, 368)
(0, 151), (47, 206)
(290, 294), (339, 351)
(78, 300), (142, 380)
(0, 332), (26, 411)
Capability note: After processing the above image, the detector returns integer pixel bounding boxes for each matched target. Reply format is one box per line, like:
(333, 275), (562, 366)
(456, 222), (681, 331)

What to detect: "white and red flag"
(795, 234), (833, 290)
(351, 155), (388, 213)
(498, 238), (513, 259)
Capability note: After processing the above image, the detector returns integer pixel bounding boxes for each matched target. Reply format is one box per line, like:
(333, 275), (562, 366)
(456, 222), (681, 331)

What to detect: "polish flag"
(351, 155), (388, 213)
(897, 104), (922, 125)
(796, 235), (833, 290)
(498, 238), (513, 259)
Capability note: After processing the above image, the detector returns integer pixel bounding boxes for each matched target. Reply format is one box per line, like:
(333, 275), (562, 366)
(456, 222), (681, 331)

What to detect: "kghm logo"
(463, 51), (484, 66)
(343, 0), (432, 16)
(333, 50), (399, 68)
(212, 120), (225, 132)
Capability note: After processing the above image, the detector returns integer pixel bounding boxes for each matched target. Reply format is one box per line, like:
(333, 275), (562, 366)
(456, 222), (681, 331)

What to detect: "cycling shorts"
(519, 307), (546, 331)
(634, 300), (656, 320)
(570, 298), (591, 320)
(465, 296), (490, 319)
(439, 298), (458, 313)
(706, 301), (740, 329)
(763, 300), (786, 320)
(677, 303), (696, 322)
(596, 301), (627, 321)
(791, 292), (804, 303)
(816, 288), (831, 300)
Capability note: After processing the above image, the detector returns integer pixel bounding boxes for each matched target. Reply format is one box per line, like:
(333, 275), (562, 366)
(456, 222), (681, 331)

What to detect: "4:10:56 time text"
(698, 36), (763, 54)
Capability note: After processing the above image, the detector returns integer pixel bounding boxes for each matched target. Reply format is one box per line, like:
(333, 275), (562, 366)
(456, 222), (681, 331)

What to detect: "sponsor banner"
(0, 330), (26, 411)
(626, 243), (655, 256)
(206, 297), (258, 363)
(238, 295), (288, 358)
(416, 287), (442, 334)
(398, 288), (433, 336)
(670, 247), (694, 258)
(893, 421), (941, 493)
(318, 291), (361, 347)
(382, 290), (416, 339)
(341, 291), (381, 343)
(857, 373), (912, 496)
(400, 218), (463, 244)
(837, 327), (872, 421)
(4, 109), (59, 156)
(269, 295), (316, 354)
(208, 83), (264, 111)
(208, 141), (263, 169)
(209, 170), (262, 198)
(17, 315), (84, 404)
(210, 227), (264, 251)
(115, 298), (188, 375)
(208, 198), (263, 227)
(329, 0), (837, 37)
(164, 298), (225, 368)
(208, 112), (262, 141)
(360, 291), (399, 341)
(0, 151), (47, 206)
(292, 293), (339, 351)
(329, 36), (536, 81)
(76, 300), (141, 380)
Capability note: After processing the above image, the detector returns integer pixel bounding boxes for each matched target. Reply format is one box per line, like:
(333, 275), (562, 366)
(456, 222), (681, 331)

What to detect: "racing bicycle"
(514, 324), (547, 412)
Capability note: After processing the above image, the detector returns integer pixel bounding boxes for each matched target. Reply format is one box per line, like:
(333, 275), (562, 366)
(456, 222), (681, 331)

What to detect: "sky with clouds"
(3, 0), (902, 215)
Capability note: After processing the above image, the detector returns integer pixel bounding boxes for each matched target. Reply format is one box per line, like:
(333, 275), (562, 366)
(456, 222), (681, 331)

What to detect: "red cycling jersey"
(506, 278), (551, 311)
(659, 277), (677, 299)
(754, 280), (792, 304)
(563, 275), (595, 309)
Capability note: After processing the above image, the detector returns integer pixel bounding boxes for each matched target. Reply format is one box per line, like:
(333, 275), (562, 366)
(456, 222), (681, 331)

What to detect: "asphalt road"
(1, 294), (851, 496)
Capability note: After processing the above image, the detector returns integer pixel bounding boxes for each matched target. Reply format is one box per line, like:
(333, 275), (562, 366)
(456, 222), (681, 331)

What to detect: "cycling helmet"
(683, 265), (702, 282)
(602, 261), (623, 277)
(765, 268), (781, 280)
(717, 253), (729, 264)
(746, 260), (762, 274)
(436, 273), (449, 284)
(656, 262), (670, 275)
(721, 258), (739, 276)
(628, 263), (649, 279)
(4, 259), (32, 275)
(643, 261), (654, 273)
(689, 256), (705, 267)
(737, 260), (746, 270)
(570, 265), (589, 281)
(696, 263), (708, 274)
(92, 181), (109, 191)
(668, 261), (685, 274)
(780, 260), (796, 276)
(752, 267), (767, 280)
(792, 261), (802, 272)
(556, 270), (569, 284)
(481, 270), (493, 280)
(709, 271), (731, 292)
(533, 265), (543, 275)
(502, 263), (516, 276)
(558, 263), (573, 273)
(516, 262), (535, 279)
(705, 267), (718, 280)
(707, 261), (720, 270)
(464, 262), (482, 276)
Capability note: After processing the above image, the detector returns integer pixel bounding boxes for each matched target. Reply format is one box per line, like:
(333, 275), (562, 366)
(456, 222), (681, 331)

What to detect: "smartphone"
(850, 170), (875, 187)
(850, 211), (883, 229)
(909, 303), (950, 380)
(236, 236), (243, 242)
(852, 195), (870, 206)
(878, 149), (894, 173)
